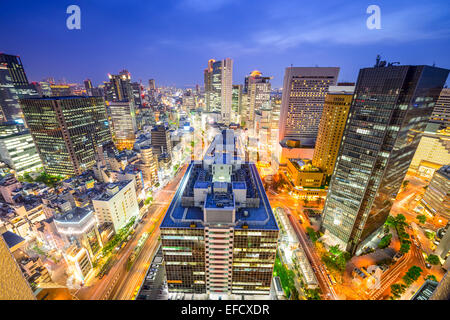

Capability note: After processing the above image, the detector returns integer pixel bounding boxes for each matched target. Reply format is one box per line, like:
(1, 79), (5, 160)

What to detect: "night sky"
(1, 0), (449, 88)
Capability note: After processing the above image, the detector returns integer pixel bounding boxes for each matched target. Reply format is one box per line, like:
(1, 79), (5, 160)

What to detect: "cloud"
(251, 4), (450, 50)
(157, 2), (450, 57)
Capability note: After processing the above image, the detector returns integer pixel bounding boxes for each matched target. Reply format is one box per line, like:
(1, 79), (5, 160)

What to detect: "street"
(74, 164), (187, 300)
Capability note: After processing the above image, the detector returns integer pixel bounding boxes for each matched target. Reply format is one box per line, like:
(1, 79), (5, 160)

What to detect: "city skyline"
(1, 0), (450, 304)
(1, 1), (450, 87)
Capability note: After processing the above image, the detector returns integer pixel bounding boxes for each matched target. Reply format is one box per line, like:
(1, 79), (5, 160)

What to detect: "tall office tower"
(232, 84), (243, 121)
(0, 54), (38, 122)
(312, 85), (354, 177)
(131, 82), (143, 108)
(106, 70), (134, 102)
(0, 122), (43, 176)
(431, 87), (450, 127)
(245, 71), (272, 124)
(204, 59), (215, 111)
(420, 165), (450, 221)
(148, 79), (156, 91)
(278, 67), (339, 147)
(0, 234), (36, 300)
(84, 78), (93, 96)
(20, 96), (112, 176)
(206, 58), (233, 124)
(240, 92), (249, 126)
(84, 79), (93, 91)
(321, 62), (449, 254)
(109, 101), (137, 150)
(160, 130), (279, 297)
(151, 125), (172, 159)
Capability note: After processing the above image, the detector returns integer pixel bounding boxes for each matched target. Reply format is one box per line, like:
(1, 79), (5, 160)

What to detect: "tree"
(329, 245), (342, 257)
(425, 274), (437, 282)
(402, 180), (410, 189)
(426, 254), (440, 265)
(385, 215), (397, 227)
(306, 227), (318, 242)
(399, 241), (411, 254)
(396, 214), (406, 224)
(391, 283), (407, 299)
(416, 215), (427, 224)
(378, 234), (392, 249)
(403, 266), (422, 285)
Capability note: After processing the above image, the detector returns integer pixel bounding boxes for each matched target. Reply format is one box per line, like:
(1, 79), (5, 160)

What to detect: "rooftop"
(160, 162), (278, 230)
(54, 206), (93, 224)
(289, 159), (322, 172)
(2, 231), (25, 249)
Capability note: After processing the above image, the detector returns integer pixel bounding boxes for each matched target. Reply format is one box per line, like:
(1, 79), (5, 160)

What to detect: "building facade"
(278, 67), (339, 147)
(0, 54), (39, 122)
(245, 71), (271, 125)
(0, 234), (36, 300)
(151, 125), (172, 159)
(92, 180), (139, 232)
(420, 165), (450, 221)
(321, 63), (449, 253)
(20, 96), (112, 176)
(160, 130), (279, 297)
(109, 100), (137, 150)
(205, 58), (233, 125)
(312, 85), (354, 176)
(431, 87), (450, 127)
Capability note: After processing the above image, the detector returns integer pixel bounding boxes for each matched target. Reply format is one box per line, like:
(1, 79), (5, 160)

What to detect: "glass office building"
(20, 96), (112, 176)
(0, 54), (38, 122)
(322, 63), (449, 254)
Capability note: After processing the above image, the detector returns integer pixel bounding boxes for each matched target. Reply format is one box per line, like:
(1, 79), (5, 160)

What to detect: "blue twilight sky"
(1, 0), (449, 88)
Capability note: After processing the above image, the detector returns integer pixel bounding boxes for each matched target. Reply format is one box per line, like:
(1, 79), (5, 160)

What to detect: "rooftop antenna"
(375, 54), (381, 67)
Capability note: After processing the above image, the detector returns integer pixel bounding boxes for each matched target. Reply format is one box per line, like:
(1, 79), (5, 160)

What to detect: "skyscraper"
(105, 70), (134, 102)
(245, 71), (271, 125)
(321, 62), (449, 254)
(160, 130), (278, 297)
(205, 58), (233, 124)
(131, 82), (143, 108)
(431, 87), (450, 127)
(20, 96), (112, 176)
(151, 124), (172, 159)
(0, 54), (38, 122)
(278, 67), (339, 147)
(312, 85), (354, 176)
(109, 100), (137, 150)
(0, 122), (43, 176)
(204, 59), (215, 112)
(148, 79), (156, 91)
(232, 84), (243, 122)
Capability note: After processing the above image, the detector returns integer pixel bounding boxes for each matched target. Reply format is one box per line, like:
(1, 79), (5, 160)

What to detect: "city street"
(287, 213), (338, 300)
(74, 164), (187, 300)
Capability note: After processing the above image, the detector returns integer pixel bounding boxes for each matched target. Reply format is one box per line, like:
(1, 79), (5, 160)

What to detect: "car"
(425, 263), (432, 269)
